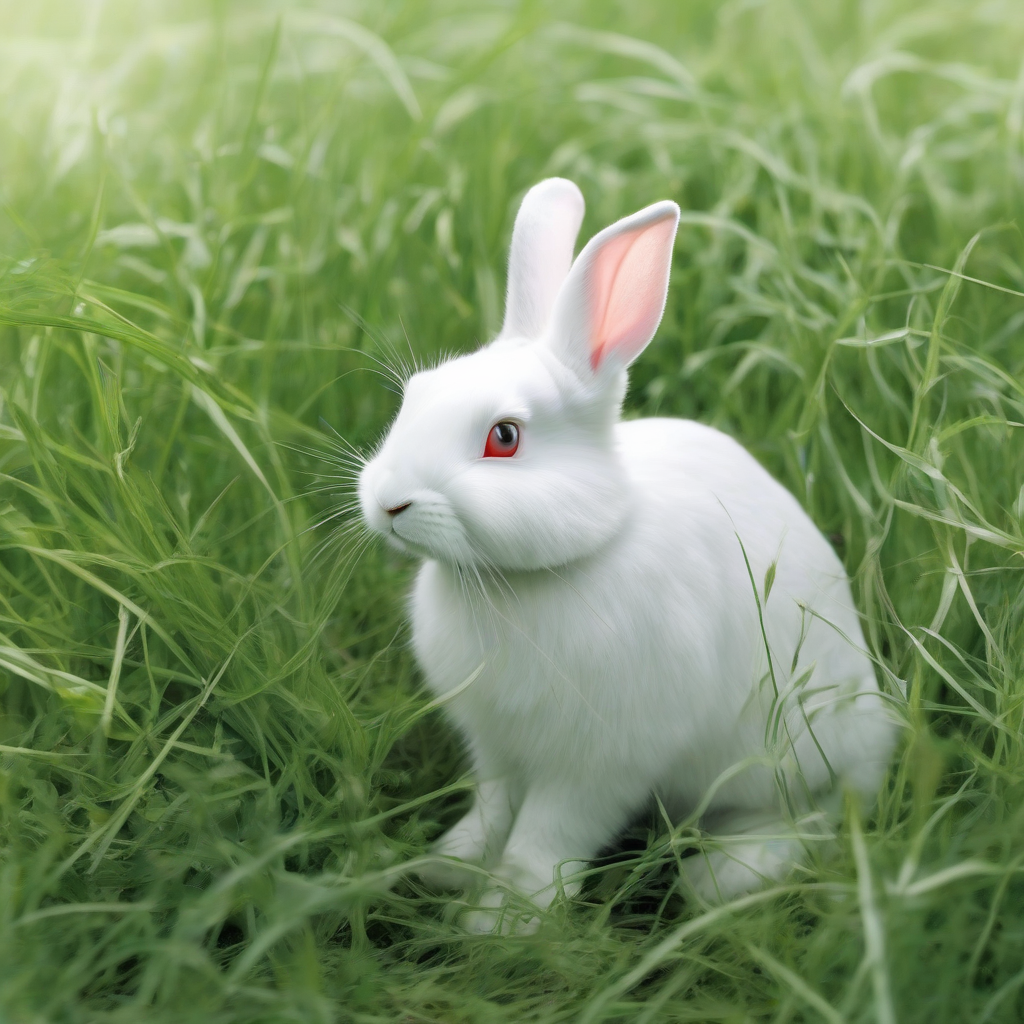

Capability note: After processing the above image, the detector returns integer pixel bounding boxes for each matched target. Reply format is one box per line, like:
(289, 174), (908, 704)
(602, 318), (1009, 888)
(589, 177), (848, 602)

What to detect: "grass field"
(1, 1), (1024, 1020)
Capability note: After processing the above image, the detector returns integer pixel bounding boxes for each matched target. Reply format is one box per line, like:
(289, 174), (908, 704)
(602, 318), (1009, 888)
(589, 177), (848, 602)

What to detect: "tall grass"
(0, 1), (1023, 1020)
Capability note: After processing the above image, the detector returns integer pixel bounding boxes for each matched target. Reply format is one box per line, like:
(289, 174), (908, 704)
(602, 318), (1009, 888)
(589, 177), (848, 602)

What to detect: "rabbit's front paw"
(416, 817), (491, 891)
(460, 853), (581, 934)
(461, 886), (541, 936)
(418, 778), (517, 893)
(682, 815), (804, 903)
(416, 855), (482, 892)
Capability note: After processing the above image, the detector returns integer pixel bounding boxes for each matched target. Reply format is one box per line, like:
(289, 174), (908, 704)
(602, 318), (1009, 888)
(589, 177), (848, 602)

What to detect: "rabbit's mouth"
(360, 468), (475, 564)
(385, 493), (478, 567)
(384, 527), (436, 562)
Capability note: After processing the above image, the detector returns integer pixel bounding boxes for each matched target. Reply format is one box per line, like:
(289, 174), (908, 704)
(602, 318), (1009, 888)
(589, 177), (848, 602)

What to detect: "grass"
(0, 0), (1023, 1020)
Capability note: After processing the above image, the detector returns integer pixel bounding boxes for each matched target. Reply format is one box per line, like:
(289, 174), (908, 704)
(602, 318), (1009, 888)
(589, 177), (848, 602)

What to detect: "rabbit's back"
(618, 417), (894, 802)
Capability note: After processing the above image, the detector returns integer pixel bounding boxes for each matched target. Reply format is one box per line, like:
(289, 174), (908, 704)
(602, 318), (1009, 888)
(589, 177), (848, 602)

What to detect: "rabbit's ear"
(546, 200), (679, 380)
(498, 178), (585, 341)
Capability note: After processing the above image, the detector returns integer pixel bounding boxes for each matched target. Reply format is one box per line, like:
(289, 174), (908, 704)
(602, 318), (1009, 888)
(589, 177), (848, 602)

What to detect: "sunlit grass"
(1, 1), (1023, 1020)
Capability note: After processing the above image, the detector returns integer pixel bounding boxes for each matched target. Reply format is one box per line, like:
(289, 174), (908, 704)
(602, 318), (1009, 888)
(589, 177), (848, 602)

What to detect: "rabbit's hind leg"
(682, 808), (822, 903)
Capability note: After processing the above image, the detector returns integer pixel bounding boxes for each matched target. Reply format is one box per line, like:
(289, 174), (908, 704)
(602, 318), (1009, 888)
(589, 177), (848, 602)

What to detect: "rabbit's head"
(359, 178), (679, 571)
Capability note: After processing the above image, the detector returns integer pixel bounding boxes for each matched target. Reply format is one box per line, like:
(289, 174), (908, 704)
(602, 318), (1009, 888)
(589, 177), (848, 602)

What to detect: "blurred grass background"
(1, 0), (1023, 1020)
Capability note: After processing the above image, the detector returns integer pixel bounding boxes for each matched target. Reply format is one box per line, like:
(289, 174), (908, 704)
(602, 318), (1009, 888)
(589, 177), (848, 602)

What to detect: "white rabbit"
(358, 178), (897, 931)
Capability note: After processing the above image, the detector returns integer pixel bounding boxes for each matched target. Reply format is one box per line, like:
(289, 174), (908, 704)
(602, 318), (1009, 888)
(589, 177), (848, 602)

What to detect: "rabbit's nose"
(385, 502), (411, 516)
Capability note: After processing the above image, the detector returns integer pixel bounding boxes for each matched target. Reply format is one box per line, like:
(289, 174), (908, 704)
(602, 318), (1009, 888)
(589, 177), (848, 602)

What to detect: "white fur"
(358, 179), (897, 931)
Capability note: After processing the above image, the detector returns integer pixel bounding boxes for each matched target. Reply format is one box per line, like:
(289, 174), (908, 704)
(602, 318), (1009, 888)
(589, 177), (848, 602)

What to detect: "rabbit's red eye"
(484, 421), (520, 458)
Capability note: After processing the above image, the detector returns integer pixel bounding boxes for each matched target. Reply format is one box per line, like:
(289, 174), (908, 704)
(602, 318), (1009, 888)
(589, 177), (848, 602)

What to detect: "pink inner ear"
(589, 214), (677, 370)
